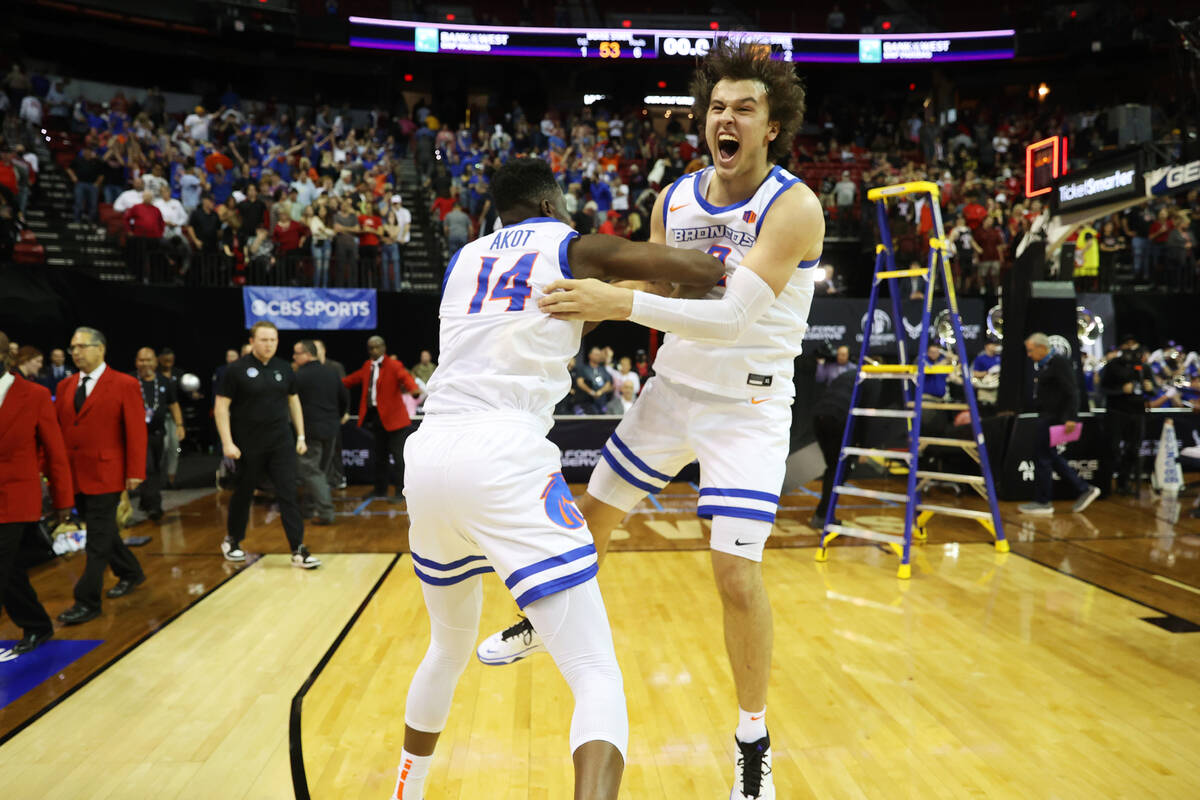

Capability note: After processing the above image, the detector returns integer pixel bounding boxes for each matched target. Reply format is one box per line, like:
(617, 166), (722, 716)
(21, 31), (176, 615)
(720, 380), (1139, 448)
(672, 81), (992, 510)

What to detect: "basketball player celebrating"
(392, 157), (724, 800)
(477, 40), (824, 800)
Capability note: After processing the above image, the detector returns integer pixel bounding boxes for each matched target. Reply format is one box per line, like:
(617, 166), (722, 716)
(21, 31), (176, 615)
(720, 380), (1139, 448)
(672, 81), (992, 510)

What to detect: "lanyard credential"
(143, 376), (162, 425)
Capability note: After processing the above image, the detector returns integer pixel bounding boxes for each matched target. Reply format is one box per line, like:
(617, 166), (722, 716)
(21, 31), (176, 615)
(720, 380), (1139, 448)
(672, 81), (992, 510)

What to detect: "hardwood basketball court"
(2, 478), (1199, 798)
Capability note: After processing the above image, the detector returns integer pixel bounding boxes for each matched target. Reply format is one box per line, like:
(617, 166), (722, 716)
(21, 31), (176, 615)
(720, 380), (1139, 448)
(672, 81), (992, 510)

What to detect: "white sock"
(393, 750), (432, 799)
(735, 706), (767, 743)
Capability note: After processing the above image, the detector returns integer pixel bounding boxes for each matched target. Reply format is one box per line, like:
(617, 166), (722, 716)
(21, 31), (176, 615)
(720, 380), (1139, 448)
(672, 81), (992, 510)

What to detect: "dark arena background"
(1, 1), (1200, 798)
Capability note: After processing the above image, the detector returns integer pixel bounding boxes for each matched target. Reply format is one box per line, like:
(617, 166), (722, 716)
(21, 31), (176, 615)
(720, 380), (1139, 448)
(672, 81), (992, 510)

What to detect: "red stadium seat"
(19, 229), (38, 243)
(13, 242), (46, 264)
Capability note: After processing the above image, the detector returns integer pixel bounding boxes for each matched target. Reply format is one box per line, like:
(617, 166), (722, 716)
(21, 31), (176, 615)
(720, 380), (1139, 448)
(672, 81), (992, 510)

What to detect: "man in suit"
(157, 347), (183, 486)
(292, 340), (348, 525)
(314, 339), (348, 490)
(40, 347), (75, 394)
(55, 326), (148, 625)
(1018, 333), (1101, 516)
(0, 330), (74, 653)
(343, 336), (420, 501)
(134, 347), (185, 521)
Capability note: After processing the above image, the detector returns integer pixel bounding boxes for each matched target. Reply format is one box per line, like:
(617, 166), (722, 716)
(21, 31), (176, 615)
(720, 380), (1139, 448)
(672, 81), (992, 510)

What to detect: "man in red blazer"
(0, 330), (74, 653)
(343, 335), (420, 500)
(54, 326), (148, 625)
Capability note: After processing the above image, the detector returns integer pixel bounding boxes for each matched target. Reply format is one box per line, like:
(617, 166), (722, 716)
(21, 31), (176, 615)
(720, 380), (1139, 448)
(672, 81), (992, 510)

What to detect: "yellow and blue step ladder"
(814, 181), (1008, 578)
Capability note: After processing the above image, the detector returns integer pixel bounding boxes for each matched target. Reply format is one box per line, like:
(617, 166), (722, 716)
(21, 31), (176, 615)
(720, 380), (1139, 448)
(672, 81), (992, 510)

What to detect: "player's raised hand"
(539, 278), (633, 322)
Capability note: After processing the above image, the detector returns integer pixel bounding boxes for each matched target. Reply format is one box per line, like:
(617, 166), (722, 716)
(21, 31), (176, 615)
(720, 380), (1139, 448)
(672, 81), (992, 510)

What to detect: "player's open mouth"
(717, 134), (740, 162)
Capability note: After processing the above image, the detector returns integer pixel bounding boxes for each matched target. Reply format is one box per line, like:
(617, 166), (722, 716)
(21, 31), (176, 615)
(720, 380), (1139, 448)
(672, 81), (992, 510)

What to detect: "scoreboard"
(349, 17), (1015, 64)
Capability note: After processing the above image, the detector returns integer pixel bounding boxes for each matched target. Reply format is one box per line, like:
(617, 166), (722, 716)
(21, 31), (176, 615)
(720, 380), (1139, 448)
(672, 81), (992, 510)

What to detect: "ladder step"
(842, 447), (912, 462)
(908, 402), (970, 410)
(860, 363), (916, 373)
(825, 524), (904, 546)
(918, 436), (978, 449)
(861, 364), (955, 376)
(834, 485), (910, 503)
(914, 470), (985, 485)
(859, 372), (915, 381)
(851, 408), (914, 419)
(876, 268), (927, 280)
(915, 503), (994, 520)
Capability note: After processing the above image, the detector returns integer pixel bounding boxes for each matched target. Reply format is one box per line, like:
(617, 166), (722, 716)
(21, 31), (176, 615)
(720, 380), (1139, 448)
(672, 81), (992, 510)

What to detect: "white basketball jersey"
(651, 166), (818, 399)
(423, 217), (582, 430)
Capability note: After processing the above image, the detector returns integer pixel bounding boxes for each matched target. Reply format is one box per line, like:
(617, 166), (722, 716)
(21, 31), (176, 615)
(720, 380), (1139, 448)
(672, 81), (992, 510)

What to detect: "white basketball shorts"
(587, 376), (791, 560)
(404, 412), (598, 608)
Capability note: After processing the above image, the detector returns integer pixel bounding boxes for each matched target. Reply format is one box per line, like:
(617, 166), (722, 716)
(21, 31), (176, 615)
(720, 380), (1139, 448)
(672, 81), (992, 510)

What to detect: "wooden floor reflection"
(1, 473), (1199, 798)
(299, 544), (1200, 799)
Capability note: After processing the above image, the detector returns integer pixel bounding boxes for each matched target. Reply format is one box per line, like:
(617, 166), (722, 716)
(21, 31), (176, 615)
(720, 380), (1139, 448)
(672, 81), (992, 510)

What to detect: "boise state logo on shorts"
(541, 472), (585, 529)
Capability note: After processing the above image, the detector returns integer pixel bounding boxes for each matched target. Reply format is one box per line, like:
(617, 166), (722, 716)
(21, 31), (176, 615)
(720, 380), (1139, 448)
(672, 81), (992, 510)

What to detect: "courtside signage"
(1146, 158), (1200, 196)
(1051, 154), (1143, 215)
(242, 287), (378, 330)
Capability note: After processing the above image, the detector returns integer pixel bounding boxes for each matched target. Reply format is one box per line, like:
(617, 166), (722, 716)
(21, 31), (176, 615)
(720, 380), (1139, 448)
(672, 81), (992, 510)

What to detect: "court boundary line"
(998, 506), (1200, 594)
(0, 553), (259, 748)
(1064, 537), (1200, 590)
(1007, 549), (1200, 627)
(289, 552), (402, 800)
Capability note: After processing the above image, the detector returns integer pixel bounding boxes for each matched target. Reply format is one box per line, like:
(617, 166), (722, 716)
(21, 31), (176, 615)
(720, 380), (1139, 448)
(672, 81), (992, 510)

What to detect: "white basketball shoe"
(731, 732), (775, 799)
(476, 616), (546, 665)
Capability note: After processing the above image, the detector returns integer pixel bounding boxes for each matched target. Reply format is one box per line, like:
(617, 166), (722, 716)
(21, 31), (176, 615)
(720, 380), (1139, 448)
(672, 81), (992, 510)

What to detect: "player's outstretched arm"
(568, 233), (726, 287)
(571, 188), (696, 297)
(540, 185), (824, 342)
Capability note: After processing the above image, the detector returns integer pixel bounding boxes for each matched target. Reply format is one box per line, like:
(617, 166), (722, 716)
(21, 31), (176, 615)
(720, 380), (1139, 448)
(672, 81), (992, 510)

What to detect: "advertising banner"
(1051, 152), (1144, 215)
(999, 410), (1200, 500)
(340, 417), (701, 487)
(242, 287), (377, 330)
(804, 297), (984, 356)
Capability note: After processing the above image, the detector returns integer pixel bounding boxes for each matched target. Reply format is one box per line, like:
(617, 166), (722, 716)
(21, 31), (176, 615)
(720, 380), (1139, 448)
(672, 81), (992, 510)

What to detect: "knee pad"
(709, 515), (772, 562)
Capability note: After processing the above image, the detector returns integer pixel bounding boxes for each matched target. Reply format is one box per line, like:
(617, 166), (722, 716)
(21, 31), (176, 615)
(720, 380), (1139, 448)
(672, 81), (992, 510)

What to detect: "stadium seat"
(13, 242), (46, 264)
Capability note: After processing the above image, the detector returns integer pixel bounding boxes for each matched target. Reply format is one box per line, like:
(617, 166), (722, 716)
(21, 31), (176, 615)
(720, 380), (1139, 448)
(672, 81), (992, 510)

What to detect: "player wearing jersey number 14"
(392, 157), (725, 800)
(478, 40), (825, 800)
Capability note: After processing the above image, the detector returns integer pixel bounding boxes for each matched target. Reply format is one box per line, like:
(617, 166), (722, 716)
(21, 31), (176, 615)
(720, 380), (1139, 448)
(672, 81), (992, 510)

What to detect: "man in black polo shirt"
(186, 194), (222, 282)
(134, 346), (184, 521)
(314, 339), (348, 490)
(292, 339), (347, 525)
(215, 320), (320, 568)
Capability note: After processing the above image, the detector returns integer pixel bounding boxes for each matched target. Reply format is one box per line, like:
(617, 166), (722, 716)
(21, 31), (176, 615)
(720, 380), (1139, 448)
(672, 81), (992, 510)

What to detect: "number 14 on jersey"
(468, 252), (538, 314)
